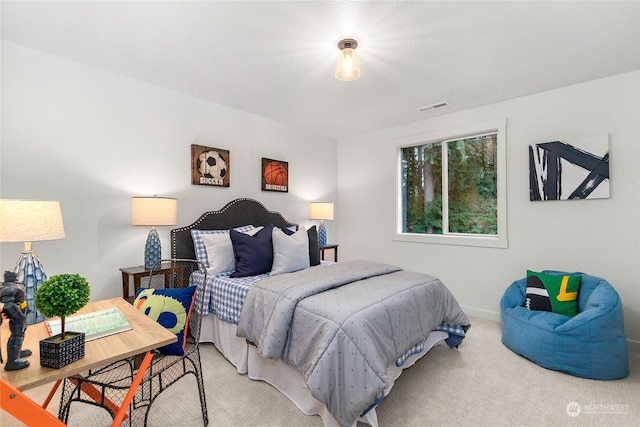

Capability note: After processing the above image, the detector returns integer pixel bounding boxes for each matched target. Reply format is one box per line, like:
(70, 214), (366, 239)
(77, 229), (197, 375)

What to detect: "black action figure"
(0, 271), (32, 370)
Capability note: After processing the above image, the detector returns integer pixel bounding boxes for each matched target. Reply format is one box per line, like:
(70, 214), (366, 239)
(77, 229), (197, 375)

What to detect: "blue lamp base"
(15, 250), (47, 324)
(144, 227), (162, 269)
(318, 221), (327, 247)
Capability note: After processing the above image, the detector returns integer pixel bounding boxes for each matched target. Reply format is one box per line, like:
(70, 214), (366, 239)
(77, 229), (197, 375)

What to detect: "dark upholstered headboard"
(170, 198), (297, 260)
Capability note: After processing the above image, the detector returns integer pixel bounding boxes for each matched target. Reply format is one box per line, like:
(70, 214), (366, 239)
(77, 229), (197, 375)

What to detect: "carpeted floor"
(2, 317), (638, 426)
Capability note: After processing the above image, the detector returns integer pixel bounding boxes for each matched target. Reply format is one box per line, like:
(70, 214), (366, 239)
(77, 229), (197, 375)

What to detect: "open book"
(45, 307), (132, 341)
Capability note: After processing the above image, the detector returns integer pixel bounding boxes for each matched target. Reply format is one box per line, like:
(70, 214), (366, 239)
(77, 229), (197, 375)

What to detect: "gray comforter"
(236, 260), (470, 427)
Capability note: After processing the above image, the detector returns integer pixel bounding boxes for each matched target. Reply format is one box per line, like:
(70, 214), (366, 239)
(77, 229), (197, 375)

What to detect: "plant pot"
(39, 331), (85, 369)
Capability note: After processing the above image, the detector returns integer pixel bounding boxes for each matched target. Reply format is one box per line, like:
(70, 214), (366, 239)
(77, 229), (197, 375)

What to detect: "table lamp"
(131, 196), (177, 269)
(0, 199), (66, 324)
(309, 202), (334, 247)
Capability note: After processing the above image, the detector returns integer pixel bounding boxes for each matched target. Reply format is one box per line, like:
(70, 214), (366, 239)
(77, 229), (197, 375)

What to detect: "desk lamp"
(131, 196), (177, 269)
(309, 202), (334, 247)
(0, 199), (66, 324)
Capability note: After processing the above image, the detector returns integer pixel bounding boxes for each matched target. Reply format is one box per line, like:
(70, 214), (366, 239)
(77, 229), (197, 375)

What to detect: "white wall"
(0, 42), (338, 301)
(2, 41), (638, 350)
(338, 70), (640, 349)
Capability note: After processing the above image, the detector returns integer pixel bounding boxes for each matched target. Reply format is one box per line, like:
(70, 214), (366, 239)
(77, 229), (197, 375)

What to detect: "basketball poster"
(191, 144), (230, 187)
(261, 158), (288, 192)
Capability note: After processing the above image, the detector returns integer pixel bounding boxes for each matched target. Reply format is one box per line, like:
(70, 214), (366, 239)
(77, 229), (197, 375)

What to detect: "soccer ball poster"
(191, 144), (230, 187)
(261, 158), (288, 192)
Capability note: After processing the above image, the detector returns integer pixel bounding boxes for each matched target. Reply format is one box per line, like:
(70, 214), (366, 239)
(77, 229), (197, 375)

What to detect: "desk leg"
(43, 379), (62, 409)
(111, 350), (153, 427)
(0, 378), (66, 426)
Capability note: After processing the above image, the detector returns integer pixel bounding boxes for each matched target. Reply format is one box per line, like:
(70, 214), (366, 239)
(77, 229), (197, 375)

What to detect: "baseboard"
(462, 305), (640, 354)
(460, 305), (500, 322)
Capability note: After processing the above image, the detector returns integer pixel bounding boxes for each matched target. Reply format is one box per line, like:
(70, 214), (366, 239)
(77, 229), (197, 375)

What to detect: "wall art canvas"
(191, 144), (230, 187)
(261, 158), (288, 192)
(529, 135), (609, 201)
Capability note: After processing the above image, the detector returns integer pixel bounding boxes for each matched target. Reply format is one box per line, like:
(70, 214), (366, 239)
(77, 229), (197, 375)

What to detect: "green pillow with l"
(525, 270), (581, 317)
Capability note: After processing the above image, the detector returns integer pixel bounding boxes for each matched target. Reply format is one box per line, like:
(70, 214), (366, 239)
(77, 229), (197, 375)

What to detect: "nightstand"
(319, 244), (339, 262)
(120, 265), (185, 301)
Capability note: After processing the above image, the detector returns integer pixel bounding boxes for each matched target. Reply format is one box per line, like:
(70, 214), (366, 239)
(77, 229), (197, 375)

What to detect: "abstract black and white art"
(529, 135), (609, 201)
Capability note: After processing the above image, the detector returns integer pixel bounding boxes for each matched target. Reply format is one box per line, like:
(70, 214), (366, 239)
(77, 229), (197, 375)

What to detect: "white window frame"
(395, 118), (508, 249)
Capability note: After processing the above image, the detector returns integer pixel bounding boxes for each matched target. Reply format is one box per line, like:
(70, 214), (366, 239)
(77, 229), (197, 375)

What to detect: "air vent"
(417, 101), (450, 112)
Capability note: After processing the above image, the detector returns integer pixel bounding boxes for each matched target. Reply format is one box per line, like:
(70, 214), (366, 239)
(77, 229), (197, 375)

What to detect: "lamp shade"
(131, 197), (178, 226)
(309, 202), (334, 221)
(0, 199), (66, 324)
(0, 199), (66, 242)
(335, 38), (361, 81)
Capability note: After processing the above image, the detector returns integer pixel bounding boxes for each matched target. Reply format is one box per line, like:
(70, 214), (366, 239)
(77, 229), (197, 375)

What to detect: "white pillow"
(247, 226), (264, 236)
(201, 233), (236, 274)
(198, 225), (261, 274)
(271, 226), (310, 276)
(191, 225), (254, 269)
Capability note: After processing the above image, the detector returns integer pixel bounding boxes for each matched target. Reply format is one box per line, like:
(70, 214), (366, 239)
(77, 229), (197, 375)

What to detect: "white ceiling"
(2, 1), (640, 139)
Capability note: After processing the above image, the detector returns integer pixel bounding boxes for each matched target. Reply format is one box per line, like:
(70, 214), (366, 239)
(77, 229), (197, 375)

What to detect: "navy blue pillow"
(307, 226), (320, 266)
(230, 223), (274, 277)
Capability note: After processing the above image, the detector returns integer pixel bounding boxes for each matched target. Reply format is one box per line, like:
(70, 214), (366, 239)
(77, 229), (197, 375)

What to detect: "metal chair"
(58, 259), (209, 426)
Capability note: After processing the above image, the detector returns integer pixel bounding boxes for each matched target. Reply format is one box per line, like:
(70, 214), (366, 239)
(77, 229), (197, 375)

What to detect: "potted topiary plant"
(35, 273), (90, 369)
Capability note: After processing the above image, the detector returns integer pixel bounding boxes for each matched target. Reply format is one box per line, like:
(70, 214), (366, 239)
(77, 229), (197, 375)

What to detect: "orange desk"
(0, 297), (176, 426)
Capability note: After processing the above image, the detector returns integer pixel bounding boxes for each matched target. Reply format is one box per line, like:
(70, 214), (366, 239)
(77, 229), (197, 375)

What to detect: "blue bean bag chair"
(500, 270), (628, 380)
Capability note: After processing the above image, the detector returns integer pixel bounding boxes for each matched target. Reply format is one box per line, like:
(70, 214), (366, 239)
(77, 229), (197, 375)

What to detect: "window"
(396, 119), (507, 248)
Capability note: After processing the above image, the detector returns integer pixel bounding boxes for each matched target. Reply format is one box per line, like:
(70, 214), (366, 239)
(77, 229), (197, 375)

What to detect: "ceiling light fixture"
(335, 38), (361, 81)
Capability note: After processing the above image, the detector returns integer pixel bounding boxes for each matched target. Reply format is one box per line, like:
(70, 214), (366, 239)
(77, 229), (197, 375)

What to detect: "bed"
(171, 198), (470, 427)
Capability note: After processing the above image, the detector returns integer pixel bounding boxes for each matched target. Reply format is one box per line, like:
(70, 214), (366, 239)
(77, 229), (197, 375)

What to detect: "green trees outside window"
(401, 133), (498, 236)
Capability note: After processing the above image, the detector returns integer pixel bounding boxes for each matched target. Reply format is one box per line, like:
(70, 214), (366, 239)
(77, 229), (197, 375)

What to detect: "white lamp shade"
(309, 202), (334, 221)
(131, 197), (178, 226)
(0, 199), (66, 242)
